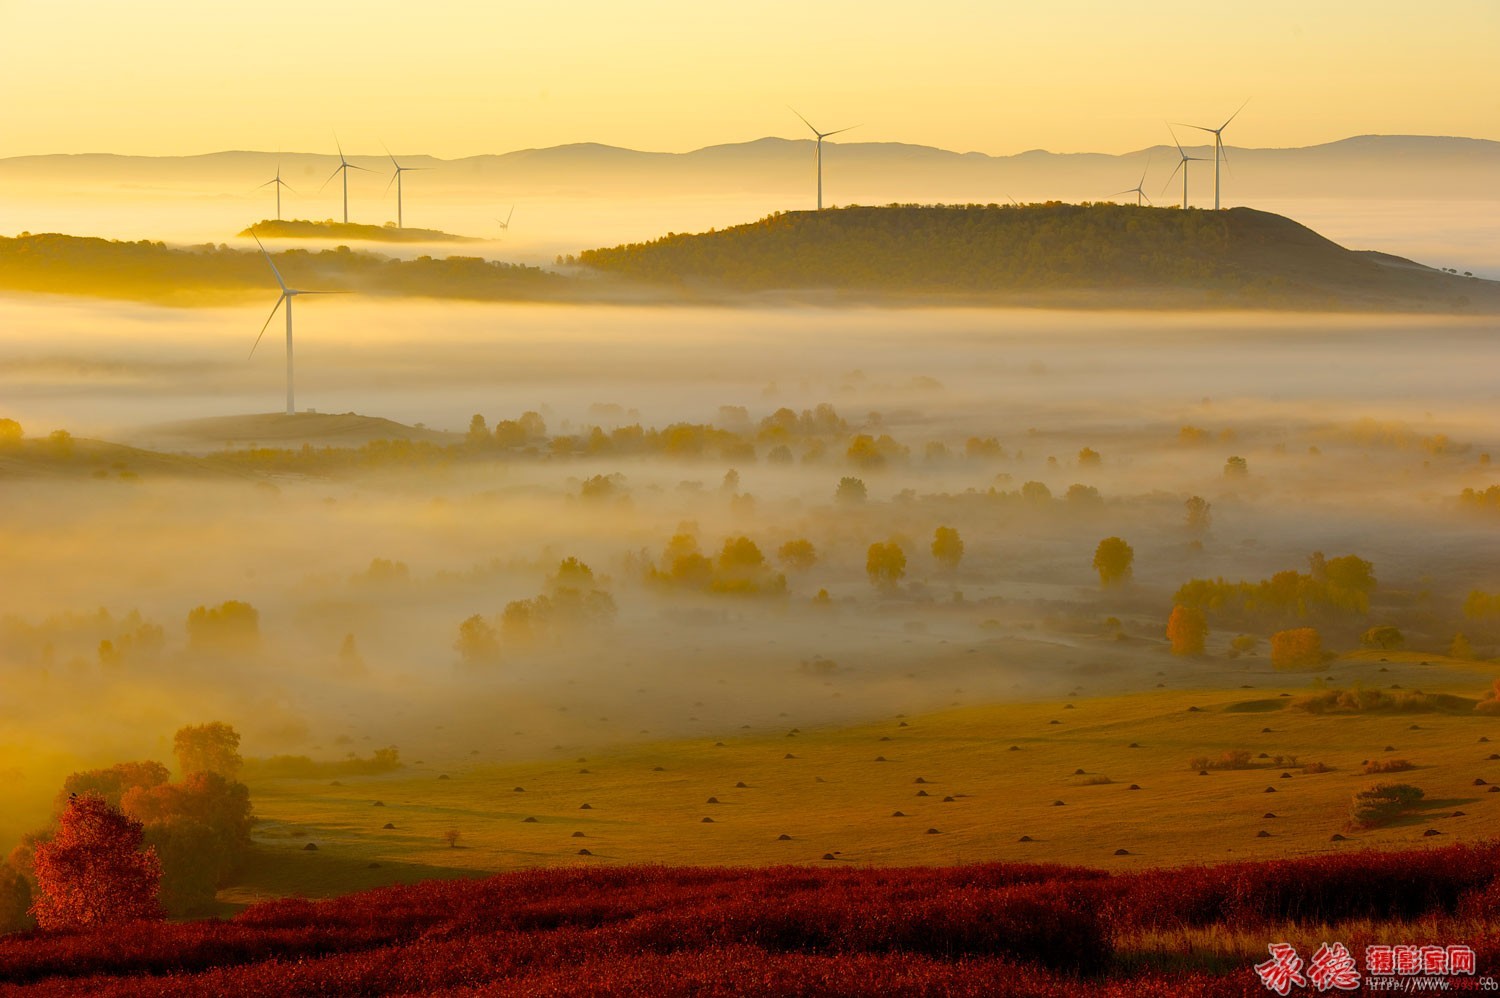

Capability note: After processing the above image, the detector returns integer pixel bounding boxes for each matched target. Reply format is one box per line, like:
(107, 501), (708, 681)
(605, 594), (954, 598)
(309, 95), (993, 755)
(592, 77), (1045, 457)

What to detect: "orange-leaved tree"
(30, 795), (163, 929)
(1166, 605), (1208, 655)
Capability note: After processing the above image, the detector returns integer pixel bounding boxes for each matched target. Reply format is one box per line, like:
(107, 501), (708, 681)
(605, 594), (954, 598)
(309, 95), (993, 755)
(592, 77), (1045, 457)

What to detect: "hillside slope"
(575, 204), (1499, 310)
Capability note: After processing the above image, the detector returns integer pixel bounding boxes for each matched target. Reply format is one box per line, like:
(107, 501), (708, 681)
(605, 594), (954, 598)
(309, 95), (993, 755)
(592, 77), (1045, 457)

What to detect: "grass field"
(232, 649), (1500, 908)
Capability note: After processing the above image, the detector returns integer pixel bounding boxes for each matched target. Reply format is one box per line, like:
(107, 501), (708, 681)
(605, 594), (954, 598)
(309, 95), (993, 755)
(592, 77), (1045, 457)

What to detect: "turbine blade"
(1162, 160), (1184, 192)
(1141, 191), (1152, 206)
(824, 125), (859, 138)
(1220, 98), (1249, 130)
(787, 106), (819, 137)
(348, 164), (375, 173)
(249, 294), (286, 359)
(385, 170), (398, 194)
(319, 164), (343, 191)
(295, 290), (350, 295)
(251, 232), (289, 292)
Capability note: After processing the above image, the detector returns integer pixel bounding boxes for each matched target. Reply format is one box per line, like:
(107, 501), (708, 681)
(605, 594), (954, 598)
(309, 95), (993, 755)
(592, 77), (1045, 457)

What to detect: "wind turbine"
(789, 107), (857, 211)
(496, 205), (515, 233)
(384, 146), (431, 229)
(1179, 100), (1247, 210)
(248, 233), (345, 415)
(1111, 156), (1152, 206)
(1163, 130), (1208, 210)
(321, 139), (372, 224)
(258, 161), (294, 221)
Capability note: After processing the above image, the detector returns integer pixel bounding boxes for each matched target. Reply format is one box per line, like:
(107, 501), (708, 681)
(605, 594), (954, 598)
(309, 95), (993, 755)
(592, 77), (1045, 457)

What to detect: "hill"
(142, 412), (459, 452)
(239, 219), (480, 243)
(574, 204), (1500, 310)
(1, 847), (1496, 994)
(0, 233), (575, 305)
(4, 135), (1497, 203)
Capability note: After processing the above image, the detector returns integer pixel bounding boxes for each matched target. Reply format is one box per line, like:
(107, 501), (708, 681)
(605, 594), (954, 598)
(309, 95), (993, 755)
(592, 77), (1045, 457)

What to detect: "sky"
(1, 0), (1497, 159)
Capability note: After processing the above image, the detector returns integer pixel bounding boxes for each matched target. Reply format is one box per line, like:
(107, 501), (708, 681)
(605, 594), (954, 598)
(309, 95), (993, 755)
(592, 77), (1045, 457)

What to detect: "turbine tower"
(258, 162), (294, 221)
(496, 205), (515, 232)
(384, 146), (430, 229)
(1180, 100), (1247, 210)
(1164, 130), (1208, 210)
(322, 139), (371, 224)
(249, 234), (345, 415)
(789, 107), (857, 211)
(1111, 156), (1152, 206)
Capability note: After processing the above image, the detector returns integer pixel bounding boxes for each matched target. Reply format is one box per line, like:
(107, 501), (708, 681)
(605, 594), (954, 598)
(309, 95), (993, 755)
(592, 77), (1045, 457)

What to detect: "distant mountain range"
(3, 135), (1496, 203)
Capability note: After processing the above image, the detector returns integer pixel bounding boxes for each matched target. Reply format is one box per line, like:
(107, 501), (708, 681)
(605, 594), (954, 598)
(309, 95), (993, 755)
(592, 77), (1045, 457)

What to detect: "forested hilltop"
(573, 203), (1497, 310)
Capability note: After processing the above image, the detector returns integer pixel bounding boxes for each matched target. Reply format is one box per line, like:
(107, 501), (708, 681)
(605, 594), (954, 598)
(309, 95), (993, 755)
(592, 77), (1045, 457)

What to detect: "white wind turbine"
(384, 146), (431, 229)
(1111, 156), (1152, 206)
(258, 160), (294, 221)
(496, 205), (515, 232)
(1164, 130), (1208, 210)
(789, 107), (857, 211)
(1178, 100), (1247, 210)
(248, 233), (346, 415)
(322, 139), (372, 224)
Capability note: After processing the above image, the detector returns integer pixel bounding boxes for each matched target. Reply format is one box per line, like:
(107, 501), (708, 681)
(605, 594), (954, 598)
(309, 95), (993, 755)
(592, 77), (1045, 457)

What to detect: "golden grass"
(234, 659), (1500, 906)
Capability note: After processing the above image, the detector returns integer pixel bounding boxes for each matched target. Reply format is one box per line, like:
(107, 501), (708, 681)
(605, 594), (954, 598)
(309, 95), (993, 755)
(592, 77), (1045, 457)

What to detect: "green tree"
(1092, 536), (1134, 587)
(1184, 495), (1212, 534)
(866, 541), (906, 590)
(173, 723), (242, 780)
(454, 615), (500, 665)
(777, 538), (817, 571)
(836, 477), (868, 504)
(931, 526), (964, 571)
(1361, 626), (1404, 651)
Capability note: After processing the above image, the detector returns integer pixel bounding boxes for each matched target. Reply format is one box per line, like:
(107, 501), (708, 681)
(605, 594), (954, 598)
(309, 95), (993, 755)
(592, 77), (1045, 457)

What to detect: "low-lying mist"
(1, 297), (1497, 850)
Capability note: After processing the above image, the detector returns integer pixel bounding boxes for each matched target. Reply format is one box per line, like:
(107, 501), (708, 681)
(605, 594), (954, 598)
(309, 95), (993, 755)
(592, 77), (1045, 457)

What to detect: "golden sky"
(2, 0), (1495, 158)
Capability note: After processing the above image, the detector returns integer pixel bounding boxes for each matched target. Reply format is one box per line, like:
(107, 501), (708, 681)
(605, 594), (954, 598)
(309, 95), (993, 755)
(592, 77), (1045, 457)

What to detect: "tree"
(122, 771), (254, 915)
(1092, 537), (1134, 587)
(59, 761), (171, 810)
(0, 418), (21, 447)
(835, 477), (867, 504)
(1021, 481), (1053, 505)
(1077, 447), (1101, 466)
(1450, 633), (1474, 660)
(29, 795), (163, 930)
(931, 526), (964, 571)
(465, 414), (490, 445)
(1166, 605), (1207, 655)
(866, 541), (906, 590)
(1184, 495), (1212, 535)
(444, 829), (461, 849)
(185, 600), (260, 653)
(777, 539), (817, 572)
(1361, 626), (1404, 651)
(0, 861), (32, 933)
(455, 615), (501, 665)
(1224, 456), (1248, 478)
(173, 723), (242, 780)
(1271, 627), (1323, 670)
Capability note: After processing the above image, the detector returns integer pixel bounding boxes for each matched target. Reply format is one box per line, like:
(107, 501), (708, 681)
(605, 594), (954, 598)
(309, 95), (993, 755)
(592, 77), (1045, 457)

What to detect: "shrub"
(1271, 627), (1322, 670)
(1364, 759), (1415, 775)
(1350, 783), (1424, 828)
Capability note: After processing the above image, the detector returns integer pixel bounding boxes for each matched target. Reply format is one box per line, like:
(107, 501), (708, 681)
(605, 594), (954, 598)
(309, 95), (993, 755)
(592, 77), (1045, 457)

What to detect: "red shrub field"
(1, 844), (1497, 996)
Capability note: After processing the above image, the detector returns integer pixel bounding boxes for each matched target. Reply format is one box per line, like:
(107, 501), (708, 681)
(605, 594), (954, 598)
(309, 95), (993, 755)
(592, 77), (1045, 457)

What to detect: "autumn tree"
(59, 761), (170, 810)
(173, 723), (242, 781)
(777, 538), (817, 571)
(1450, 633), (1474, 660)
(29, 795), (163, 930)
(1271, 627), (1324, 670)
(1077, 447), (1101, 466)
(0, 418), (21, 447)
(931, 526), (964, 571)
(866, 541), (907, 590)
(122, 771), (254, 915)
(1166, 605), (1207, 655)
(1092, 537), (1134, 587)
